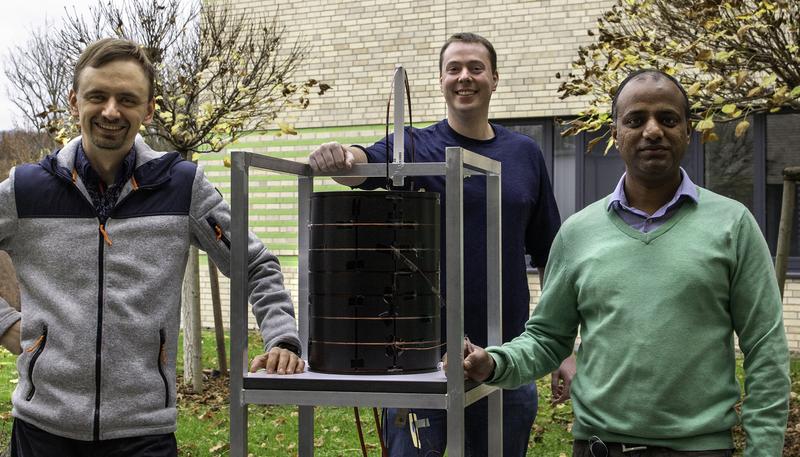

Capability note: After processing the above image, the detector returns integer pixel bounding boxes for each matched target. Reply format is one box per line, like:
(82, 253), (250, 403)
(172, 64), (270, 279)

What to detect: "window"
(766, 113), (800, 258)
(498, 118), (578, 221)
(553, 124), (576, 220)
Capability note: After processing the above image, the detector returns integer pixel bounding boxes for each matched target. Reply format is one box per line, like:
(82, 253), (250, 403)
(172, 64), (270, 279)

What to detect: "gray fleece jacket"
(0, 136), (300, 441)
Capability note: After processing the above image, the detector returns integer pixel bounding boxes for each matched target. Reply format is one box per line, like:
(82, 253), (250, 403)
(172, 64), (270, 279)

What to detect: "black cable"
(384, 86), (392, 189)
(373, 407), (388, 457)
(354, 407), (368, 457)
(404, 72), (416, 191)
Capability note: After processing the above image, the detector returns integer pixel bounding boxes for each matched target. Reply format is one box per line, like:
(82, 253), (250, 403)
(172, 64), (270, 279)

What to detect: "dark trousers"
(10, 418), (177, 457)
(382, 382), (537, 457)
(573, 439), (733, 457)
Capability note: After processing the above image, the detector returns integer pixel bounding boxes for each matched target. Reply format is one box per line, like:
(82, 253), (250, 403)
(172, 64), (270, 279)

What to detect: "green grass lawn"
(2, 332), (797, 456)
(171, 332), (573, 456)
(0, 331), (571, 456)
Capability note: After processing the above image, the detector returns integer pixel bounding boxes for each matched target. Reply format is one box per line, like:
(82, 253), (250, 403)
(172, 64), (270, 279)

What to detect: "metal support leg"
(445, 147), (466, 457)
(299, 406), (315, 456)
(298, 175), (312, 357)
(230, 151), (250, 457)
(486, 173), (503, 456)
(298, 175), (314, 456)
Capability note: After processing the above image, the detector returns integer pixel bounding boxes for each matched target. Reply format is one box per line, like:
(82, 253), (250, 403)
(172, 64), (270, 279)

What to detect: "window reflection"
(554, 125), (576, 221)
(704, 117), (754, 212)
(766, 113), (800, 257)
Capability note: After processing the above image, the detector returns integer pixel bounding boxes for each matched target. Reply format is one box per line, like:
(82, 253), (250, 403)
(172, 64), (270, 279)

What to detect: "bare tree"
(6, 1), (330, 156)
(0, 130), (54, 180)
(4, 27), (73, 141)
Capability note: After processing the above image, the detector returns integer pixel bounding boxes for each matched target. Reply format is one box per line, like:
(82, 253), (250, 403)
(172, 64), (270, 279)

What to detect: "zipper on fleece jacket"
(25, 324), (48, 401)
(61, 167), (141, 440)
(157, 329), (169, 408)
(92, 224), (105, 441)
(206, 217), (231, 249)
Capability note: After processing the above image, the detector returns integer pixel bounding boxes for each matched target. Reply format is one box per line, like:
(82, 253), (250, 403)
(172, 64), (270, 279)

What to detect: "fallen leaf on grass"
(208, 442), (228, 453)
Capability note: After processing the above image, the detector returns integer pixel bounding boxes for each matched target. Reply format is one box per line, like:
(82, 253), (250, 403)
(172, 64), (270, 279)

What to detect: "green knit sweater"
(487, 188), (789, 455)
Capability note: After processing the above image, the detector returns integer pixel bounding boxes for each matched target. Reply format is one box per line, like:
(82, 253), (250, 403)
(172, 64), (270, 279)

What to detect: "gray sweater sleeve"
(188, 165), (300, 352)
(0, 173), (21, 338)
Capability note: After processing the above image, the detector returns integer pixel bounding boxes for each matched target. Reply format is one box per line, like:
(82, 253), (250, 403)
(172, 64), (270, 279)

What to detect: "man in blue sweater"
(309, 33), (571, 457)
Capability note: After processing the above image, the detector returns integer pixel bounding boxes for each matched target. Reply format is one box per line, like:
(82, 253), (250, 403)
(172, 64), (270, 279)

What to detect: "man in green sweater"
(462, 69), (790, 456)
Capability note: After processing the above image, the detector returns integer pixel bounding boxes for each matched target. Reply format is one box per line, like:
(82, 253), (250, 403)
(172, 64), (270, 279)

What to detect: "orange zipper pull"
(26, 334), (45, 352)
(71, 168), (78, 184)
(99, 224), (113, 246)
(130, 175), (139, 190)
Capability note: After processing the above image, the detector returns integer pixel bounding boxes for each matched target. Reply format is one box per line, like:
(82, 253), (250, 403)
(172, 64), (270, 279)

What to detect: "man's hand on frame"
(249, 346), (305, 375)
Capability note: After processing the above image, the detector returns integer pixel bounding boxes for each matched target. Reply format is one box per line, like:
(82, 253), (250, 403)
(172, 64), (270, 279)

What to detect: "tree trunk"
(182, 246), (203, 393)
(208, 261), (228, 376)
(0, 251), (20, 310)
(775, 166), (800, 298)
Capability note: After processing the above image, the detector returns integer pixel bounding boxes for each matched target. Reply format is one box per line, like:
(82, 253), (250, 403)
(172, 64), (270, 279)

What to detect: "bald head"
(612, 70), (690, 123)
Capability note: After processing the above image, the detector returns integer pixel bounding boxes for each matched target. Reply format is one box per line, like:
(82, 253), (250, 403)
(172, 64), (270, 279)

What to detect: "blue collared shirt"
(607, 168), (698, 233)
(75, 143), (136, 223)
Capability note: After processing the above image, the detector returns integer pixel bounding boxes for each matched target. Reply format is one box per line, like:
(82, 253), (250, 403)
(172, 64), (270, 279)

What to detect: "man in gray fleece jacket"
(0, 38), (303, 456)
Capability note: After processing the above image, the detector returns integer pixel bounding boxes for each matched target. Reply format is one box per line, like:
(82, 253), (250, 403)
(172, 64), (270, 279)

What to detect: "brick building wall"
(230, 0), (612, 127)
(784, 281), (800, 352)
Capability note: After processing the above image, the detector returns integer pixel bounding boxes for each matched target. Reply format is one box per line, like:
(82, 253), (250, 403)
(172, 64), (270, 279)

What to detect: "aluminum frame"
(229, 147), (503, 457)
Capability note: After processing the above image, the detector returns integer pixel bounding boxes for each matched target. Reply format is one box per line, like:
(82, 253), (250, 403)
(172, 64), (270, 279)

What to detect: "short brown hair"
(439, 33), (498, 74)
(73, 38), (155, 99)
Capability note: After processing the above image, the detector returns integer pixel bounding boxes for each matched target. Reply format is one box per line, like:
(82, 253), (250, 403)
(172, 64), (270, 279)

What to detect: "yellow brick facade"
(231, 0), (612, 126)
(785, 280), (800, 352)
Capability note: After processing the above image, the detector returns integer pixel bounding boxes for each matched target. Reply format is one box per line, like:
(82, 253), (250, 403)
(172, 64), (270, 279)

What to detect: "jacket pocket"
(25, 324), (48, 401)
(157, 329), (169, 408)
(206, 216), (231, 249)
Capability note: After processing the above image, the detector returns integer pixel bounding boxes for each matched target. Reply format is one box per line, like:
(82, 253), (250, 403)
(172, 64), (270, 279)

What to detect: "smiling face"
(69, 59), (155, 163)
(439, 41), (498, 121)
(612, 75), (691, 189)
